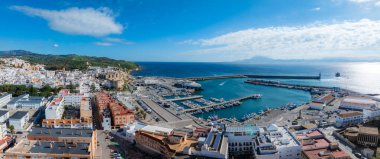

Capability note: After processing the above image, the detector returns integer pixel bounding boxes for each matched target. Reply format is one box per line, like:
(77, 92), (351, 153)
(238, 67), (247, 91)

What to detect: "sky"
(0, 0), (380, 62)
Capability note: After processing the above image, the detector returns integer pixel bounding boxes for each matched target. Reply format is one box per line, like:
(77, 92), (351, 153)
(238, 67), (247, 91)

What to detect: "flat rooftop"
(138, 131), (197, 153)
(0, 110), (8, 117)
(141, 125), (173, 134)
(294, 130), (323, 140)
(301, 138), (330, 150)
(9, 111), (28, 119)
(225, 125), (259, 134)
(342, 96), (377, 105)
(338, 111), (363, 118)
(29, 127), (93, 138)
(303, 148), (350, 159)
(6, 140), (90, 156)
(270, 127), (300, 148)
(359, 126), (379, 136)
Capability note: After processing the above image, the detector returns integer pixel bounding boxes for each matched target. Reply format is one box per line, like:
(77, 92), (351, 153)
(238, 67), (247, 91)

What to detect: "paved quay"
(141, 98), (181, 122)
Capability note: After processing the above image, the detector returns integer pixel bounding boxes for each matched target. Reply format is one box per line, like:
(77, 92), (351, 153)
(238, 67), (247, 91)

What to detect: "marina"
(163, 95), (203, 102)
(184, 94), (262, 113)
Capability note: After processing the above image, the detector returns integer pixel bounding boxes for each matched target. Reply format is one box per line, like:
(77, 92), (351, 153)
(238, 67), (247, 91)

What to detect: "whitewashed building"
(269, 126), (302, 159)
(225, 125), (259, 156)
(0, 122), (7, 138)
(6, 94), (45, 109)
(363, 108), (380, 121)
(192, 130), (229, 159)
(254, 134), (279, 159)
(123, 122), (147, 143)
(0, 110), (9, 123)
(0, 94), (11, 107)
(9, 111), (29, 131)
(45, 97), (64, 119)
(336, 111), (363, 127)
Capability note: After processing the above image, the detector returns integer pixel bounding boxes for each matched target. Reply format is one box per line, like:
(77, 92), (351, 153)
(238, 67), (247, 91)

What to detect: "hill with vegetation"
(0, 50), (138, 70)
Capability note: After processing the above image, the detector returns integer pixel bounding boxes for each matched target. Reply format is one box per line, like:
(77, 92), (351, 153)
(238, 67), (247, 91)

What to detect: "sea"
(133, 62), (380, 119)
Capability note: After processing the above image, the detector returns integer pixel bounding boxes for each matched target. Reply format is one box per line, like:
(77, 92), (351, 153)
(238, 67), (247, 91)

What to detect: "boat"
(208, 115), (219, 121)
(335, 72), (341, 77)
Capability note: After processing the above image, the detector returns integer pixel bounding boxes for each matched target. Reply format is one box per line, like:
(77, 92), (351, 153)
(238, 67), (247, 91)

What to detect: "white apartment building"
(363, 108), (380, 121)
(0, 94), (12, 107)
(7, 94), (45, 109)
(79, 83), (91, 97)
(0, 110), (9, 123)
(102, 108), (112, 131)
(254, 134), (279, 159)
(9, 111), (29, 131)
(63, 94), (83, 106)
(268, 126), (302, 159)
(123, 122), (147, 143)
(0, 122), (7, 138)
(58, 89), (84, 107)
(336, 111), (363, 127)
(194, 130), (229, 159)
(45, 97), (64, 119)
(225, 125), (259, 156)
(0, 110), (8, 138)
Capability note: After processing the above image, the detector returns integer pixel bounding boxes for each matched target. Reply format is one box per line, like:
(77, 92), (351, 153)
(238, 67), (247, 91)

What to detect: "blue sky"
(1, 0), (380, 62)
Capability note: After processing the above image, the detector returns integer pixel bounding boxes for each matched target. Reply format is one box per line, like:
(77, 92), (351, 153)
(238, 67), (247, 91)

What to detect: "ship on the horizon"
(335, 72), (341, 77)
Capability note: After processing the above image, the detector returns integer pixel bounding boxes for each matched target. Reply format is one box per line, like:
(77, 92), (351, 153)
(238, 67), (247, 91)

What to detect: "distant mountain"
(0, 50), (138, 70)
(236, 56), (380, 64)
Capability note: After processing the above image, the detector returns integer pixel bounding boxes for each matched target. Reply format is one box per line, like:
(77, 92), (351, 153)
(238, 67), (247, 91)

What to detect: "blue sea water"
(133, 62), (380, 119)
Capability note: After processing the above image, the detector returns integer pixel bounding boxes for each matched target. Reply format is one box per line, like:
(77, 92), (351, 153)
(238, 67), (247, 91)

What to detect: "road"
(94, 130), (113, 159)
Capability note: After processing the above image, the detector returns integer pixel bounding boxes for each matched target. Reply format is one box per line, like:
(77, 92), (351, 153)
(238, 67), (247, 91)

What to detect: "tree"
(8, 125), (14, 134)
(90, 84), (96, 93)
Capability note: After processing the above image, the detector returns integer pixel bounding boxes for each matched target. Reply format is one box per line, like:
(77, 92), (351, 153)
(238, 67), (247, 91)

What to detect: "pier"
(184, 74), (321, 81)
(163, 95), (203, 102)
(184, 94), (261, 113)
(245, 79), (332, 92)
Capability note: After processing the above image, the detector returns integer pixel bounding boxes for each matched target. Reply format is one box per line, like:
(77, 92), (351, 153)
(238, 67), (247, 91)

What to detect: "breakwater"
(185, 74), (321, 81)
(244, 79), (333, 92)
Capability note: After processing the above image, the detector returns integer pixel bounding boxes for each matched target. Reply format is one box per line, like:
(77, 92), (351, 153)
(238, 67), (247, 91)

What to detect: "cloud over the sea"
(10, 6), (123, 37)
(184, 19), (380, 60)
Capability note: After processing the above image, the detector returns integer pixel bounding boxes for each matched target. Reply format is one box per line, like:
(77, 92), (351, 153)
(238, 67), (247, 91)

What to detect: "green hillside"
(0, 50), (138, 70)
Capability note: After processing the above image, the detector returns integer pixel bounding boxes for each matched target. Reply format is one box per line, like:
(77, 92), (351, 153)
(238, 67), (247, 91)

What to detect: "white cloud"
(53, 44), (59, 48)
(311, 7), (321, 11)
(95, 42), (112, 46)
(104, 37), (134, 45)
(185, 19), (380, 60)
(349, 0), (375, 3)
(94, 37), (134, 46)
(348, 0), (380, 6)
(10, 6), (123, 37)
